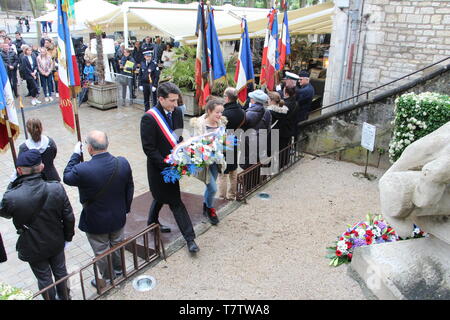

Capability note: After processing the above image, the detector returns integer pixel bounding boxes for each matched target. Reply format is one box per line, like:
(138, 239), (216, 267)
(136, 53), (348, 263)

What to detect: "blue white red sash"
(147, 108), (178, 148)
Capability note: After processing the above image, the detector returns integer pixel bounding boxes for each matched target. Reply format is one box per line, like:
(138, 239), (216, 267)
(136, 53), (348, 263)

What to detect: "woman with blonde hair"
(19, 118), (60, 181)
(37, 47), (55, 102)
(190, 98), (227, 225)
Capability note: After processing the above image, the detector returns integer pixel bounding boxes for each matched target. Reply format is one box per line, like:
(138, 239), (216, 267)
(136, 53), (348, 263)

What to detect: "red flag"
(195, 3), (210, 108)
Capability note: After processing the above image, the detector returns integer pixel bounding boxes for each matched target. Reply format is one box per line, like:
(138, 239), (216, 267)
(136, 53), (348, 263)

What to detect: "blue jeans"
(40, 74), (53, 97)
(204, 163), (219, 208)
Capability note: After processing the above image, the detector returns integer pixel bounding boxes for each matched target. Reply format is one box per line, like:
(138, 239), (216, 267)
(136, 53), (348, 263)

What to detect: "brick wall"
(323, 0), (450, 109)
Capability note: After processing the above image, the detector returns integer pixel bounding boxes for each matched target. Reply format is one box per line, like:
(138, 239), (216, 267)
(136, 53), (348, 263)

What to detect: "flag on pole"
(195, 2), (210, 108)
(0, 59), (19, 153)
(57, 0), (81, 131)
(259, 13), (271, 87)
(266, 8), (279, 91)
(278, 10), (291, 71)
(260, 8), (278, 90)
(206, 7), (227, 82)
(234, 18), (255, 105)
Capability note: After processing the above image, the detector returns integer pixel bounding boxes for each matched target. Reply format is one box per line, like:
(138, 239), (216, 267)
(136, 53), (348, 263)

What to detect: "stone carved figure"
(379, 121), (450, 243)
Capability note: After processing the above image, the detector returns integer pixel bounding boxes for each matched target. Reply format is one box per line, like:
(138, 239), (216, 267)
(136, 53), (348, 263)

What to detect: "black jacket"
(296, 83), (315, 123)
(138, 59), (158, 85)
(0, 232), (6, 263)
(63, 152), (134, 234)
(270, 96), (298, 139)
(19, 136), (61, 182)
(13, 38), (26, 55)
(0, 173), (75, 262)
(1, 49), (19, 70)
(20, 55), (38, 80)
(140, 104), (184, 204)
(223, 101), (245, 173)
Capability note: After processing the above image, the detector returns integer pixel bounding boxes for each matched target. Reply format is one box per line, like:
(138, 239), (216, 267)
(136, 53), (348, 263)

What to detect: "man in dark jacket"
(12, 32), (26, 56)
(140, 82), (199, 253)
(0, 150), (75, 300)
(218, 87), (245, 200)
(1, 43), (19, 97)
(138, 51), (158, 111)
(295, 70), (315, 132)
(63, 130), (134, 288)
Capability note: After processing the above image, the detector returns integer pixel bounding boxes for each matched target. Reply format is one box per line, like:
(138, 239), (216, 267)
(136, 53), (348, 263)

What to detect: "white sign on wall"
(361, 122), (376, 152)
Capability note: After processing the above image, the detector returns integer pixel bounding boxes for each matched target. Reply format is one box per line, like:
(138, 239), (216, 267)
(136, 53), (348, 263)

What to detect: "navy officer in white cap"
(138, 50), (159, 111)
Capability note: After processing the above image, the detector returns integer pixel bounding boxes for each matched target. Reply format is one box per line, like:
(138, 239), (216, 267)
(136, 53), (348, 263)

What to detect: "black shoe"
(159, 224), (171, 233)
(187, 240), (199, 253)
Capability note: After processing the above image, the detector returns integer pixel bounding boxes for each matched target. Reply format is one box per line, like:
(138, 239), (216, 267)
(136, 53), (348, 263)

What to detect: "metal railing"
(32, 223), (165, 300)
(313, 56), (450, 115)
(236, 139), (305, 202)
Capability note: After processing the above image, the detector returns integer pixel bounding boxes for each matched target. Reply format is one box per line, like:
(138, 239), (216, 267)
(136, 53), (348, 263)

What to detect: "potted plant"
(160, 45), (200, 115)
(86, 24), (118, 110)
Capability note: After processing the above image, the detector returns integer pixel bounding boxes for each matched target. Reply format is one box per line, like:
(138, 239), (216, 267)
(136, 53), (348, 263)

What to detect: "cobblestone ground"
(0, 83), (205, 298)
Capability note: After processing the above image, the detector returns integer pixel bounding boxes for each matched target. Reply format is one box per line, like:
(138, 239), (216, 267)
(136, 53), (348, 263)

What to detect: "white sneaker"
(35, 99), (42, 104)
(49, 96), (54, 102)
(44, 97), (49, 102)
(55, 93), (59, 97)
(31, 99), (37, 106)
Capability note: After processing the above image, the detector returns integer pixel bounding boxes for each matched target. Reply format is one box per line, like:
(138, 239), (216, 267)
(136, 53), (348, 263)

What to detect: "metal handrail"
(32, 223), (165, 300)
(236, 139), (305, 202)
(314, 56), (450, 114)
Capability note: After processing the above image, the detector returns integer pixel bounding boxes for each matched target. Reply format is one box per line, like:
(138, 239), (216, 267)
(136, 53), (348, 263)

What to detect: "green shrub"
(389, 92), (450, 162)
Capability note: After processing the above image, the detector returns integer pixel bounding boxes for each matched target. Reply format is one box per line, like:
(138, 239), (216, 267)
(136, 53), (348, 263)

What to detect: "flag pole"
(2, 109), (17, 167)
(19, 96), (28, 140)
(70, 86), (83, 162)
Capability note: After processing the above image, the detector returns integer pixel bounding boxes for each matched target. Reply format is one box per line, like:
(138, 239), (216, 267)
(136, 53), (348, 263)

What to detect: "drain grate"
(132, 275), (156, 292)
(258, 192), (271, 200)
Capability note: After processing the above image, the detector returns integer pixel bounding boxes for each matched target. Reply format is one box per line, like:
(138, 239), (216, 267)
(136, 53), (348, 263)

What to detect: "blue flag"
(206, 8), (226, 81)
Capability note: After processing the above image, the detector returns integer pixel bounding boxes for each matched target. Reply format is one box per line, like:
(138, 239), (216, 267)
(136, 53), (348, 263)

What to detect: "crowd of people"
(0, 25), (315, 298)
(0, 30), (60, 105)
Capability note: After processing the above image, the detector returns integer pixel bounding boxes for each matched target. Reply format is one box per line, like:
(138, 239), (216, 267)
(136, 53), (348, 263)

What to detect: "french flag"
(278, 10), (290, 71)
(0, 58), (19, 152)
(57, 0), (81, 131)
(234, 18), (254, 105)
(265, 8), (279, 91)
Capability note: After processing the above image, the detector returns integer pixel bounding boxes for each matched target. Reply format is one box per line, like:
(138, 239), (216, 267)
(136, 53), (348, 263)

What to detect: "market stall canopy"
(181, 2), (334, 44)
(90, 0), (270, 40)
(35, 0), (118, 31)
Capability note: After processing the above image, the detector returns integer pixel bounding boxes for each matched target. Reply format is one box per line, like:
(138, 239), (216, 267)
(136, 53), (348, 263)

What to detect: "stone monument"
(350, 121), (450, 299)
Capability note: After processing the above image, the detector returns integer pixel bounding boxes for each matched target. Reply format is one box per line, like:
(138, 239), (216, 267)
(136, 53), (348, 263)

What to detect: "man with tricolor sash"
(140, 82), (199, 254)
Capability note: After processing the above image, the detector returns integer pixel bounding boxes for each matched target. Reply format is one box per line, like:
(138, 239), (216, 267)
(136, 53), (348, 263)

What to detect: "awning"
(35, 0), (118, 31)
(181, 2), (334, 44)
(90, 1), (270, 40)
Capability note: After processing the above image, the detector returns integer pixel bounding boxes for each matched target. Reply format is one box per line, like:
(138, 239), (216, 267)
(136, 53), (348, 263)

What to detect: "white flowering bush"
(389, 92), (450, 162)
(0, 282), (33, 300)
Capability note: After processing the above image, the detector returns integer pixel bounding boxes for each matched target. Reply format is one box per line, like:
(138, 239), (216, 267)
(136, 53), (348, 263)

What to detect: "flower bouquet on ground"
(161, 127), (235, 183)
(326, 213), (399, 267)
(0, 282), (33, 300)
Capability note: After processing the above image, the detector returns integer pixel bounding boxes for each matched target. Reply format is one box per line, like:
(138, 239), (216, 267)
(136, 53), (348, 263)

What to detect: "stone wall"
(299, 63), (449, 170)
(323, 0), (450, 110)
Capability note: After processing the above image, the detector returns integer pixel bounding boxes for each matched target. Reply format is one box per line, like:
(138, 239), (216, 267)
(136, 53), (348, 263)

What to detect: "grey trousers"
(28, 250), (70, 300)
(86, 227), (124, 280)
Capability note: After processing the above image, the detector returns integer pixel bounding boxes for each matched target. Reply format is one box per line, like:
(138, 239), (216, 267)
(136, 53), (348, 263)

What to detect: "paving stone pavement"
(0, 87), (206, 297)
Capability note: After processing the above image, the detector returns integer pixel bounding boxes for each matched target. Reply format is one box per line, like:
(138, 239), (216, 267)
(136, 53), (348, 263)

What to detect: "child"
(83, 61), (95, 82)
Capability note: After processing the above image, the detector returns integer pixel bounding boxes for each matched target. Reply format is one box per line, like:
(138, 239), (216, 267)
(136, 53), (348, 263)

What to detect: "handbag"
(82, 158), (119, 209)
